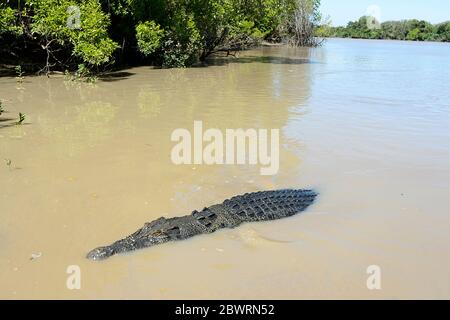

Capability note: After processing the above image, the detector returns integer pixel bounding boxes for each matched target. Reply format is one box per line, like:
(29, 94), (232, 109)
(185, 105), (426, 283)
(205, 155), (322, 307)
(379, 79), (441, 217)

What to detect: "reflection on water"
(0, 40), (449, 299)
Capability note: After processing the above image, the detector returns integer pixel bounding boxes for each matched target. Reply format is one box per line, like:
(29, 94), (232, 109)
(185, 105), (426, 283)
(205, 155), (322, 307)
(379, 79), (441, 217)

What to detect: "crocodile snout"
(86, 246), (115, 261)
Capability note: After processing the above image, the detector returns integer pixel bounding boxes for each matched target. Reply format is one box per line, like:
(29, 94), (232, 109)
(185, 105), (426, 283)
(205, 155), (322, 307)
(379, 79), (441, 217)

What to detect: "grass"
(16, 112), (26, 125)
(15, 65), (25, 83)
(0, 100), (27, 127)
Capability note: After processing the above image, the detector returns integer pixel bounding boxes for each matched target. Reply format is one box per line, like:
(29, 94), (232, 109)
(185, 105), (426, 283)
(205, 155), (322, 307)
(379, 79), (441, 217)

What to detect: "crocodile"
(87, 189), (317, 261)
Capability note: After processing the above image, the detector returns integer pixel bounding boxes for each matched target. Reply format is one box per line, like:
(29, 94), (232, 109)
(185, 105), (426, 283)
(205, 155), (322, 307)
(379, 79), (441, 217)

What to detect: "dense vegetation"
(320, 16), (450, 42)
(0, 0), (322, 74)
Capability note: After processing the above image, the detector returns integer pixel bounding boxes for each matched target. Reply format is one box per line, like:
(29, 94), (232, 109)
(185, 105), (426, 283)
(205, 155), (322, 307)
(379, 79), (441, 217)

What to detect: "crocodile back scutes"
(222, 189), (317, 221)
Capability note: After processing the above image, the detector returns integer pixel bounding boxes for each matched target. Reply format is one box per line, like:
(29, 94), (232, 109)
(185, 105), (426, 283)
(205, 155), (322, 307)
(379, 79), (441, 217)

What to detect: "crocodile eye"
(166, 226), (181, 237)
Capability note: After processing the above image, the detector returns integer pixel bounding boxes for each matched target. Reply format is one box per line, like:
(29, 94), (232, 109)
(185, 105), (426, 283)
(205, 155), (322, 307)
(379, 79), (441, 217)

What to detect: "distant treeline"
(317, 16), (450, 42)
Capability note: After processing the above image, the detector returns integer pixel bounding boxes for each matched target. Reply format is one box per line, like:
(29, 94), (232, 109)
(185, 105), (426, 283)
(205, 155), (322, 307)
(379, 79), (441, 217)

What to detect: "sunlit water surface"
(1, 39), (449, 299)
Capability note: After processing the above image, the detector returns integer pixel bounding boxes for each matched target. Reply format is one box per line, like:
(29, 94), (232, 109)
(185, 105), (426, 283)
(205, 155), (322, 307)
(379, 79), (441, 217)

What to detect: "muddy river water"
(1, 38), (449, 299)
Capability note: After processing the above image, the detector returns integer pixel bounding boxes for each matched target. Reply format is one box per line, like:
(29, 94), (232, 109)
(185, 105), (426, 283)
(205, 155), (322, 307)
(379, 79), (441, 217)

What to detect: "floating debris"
(30, 252), (42, 261)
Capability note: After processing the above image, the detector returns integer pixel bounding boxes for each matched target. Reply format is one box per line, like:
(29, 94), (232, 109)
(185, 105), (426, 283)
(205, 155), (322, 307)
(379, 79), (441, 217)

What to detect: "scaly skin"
(87, 189), (317, 260)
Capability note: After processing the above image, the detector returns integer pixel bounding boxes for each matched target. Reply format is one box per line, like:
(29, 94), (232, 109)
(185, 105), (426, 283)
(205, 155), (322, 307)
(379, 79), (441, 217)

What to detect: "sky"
(321, 0), (450, 26)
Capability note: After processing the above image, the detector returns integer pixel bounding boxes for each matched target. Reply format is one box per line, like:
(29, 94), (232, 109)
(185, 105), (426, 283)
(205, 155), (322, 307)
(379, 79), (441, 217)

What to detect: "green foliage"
(28, 0), (118, 66)
(227, 20), (267, 49)
(76, 63), (90, 77)
(436, 22), (450, 42)
(315, 15), (332, 38)
(160, 13), (202, 67)
(63, 64), (97, 82)
(239, 20), (267, 39)
(136, 20), (164, 56)
(77, 63), (97, 82)
(406, 28), (421, 41)
(71, 1), (118, 65)
(325, 16), (448, 42)
(404, 20), (436, 41)
(1, 0), (322, 70)
(0, 5), (23, 35)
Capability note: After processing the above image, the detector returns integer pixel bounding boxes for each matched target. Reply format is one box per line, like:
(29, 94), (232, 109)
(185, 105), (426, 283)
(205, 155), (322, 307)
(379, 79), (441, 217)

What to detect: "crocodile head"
(86, 217), (175, 261)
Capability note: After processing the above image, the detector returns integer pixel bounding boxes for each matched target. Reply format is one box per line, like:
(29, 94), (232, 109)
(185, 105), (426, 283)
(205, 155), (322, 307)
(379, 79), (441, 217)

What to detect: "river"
(0, 38), (449, 299)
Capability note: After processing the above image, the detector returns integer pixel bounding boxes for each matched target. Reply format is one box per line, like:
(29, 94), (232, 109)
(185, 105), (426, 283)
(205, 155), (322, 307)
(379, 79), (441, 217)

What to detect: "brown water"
(1, 39), (449, 299)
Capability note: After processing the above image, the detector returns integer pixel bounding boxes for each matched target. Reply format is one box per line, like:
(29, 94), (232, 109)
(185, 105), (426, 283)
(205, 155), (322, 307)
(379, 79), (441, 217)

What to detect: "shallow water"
(0, 38), (449, 299)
